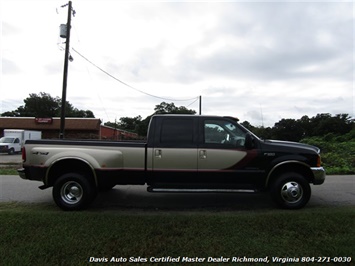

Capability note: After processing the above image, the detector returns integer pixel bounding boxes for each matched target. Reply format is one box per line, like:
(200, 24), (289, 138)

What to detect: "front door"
(198, 118), (256, 188)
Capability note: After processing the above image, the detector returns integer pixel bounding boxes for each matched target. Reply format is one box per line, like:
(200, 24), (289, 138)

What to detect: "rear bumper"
(311, 167), (326, 185)
(17, 166), (46, 182)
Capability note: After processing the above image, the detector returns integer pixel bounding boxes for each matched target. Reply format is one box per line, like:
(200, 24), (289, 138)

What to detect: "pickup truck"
(18, 115), (325, 211)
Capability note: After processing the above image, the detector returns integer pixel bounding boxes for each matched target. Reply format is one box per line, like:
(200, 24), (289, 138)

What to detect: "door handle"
(199, 150), (207, 159)
(155, 149), (162, 158)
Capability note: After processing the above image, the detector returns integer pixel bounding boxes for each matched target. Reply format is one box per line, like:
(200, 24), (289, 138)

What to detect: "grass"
(0, 203), (354, 266)
(0, 168), (17, 175)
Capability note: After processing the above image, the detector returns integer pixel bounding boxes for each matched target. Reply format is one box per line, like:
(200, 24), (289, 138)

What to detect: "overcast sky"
(1, 0), (354, 127)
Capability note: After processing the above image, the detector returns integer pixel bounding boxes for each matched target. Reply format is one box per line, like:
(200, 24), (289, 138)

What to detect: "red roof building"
(0, 117), (138, 140)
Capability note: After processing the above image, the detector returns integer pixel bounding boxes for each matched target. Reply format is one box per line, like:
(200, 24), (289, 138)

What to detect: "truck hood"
(263, 139), (320, 154)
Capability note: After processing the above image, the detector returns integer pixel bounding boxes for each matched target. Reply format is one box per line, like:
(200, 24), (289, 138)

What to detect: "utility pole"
(199, 95), (202, 115)
(59, 1), (73, 139)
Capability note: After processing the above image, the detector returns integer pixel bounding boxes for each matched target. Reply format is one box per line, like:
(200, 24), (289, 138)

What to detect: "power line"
(71, 48), (199, 103)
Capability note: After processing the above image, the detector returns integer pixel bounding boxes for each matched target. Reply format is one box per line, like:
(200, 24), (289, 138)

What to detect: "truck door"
(198, 118), (259, 188)
(13, 138), (21, 152)
(149, 117), (198, 187)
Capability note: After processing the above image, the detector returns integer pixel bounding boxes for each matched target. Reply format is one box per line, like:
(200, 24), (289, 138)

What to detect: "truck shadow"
(91, 185), (275, 212)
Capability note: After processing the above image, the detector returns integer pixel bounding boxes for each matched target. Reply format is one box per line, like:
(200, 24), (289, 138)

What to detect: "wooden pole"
(59, 1), (72, 139)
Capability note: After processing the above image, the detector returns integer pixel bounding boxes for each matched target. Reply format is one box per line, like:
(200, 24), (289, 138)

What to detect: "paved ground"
(0, 174), (354, 211)
(0, 154), (22, 167)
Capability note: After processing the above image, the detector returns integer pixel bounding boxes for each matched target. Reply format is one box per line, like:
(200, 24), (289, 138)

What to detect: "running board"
(147, 187), (256, 193)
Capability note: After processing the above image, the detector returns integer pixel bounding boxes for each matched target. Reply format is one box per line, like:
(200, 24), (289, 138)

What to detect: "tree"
(272, 118), (304, 141)
(118, 116), (142, 132)
(309, 113), (353, 136)
(240, 121), (254, 131)
(1, 92), (60, 117)
(104, 102), (196, 137)
(1, 92), (95, 118)
(244, 113), (354, 141)
(154, 102), (196, 115)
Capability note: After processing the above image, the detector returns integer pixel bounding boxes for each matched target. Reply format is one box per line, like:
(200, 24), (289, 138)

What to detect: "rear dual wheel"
(270, 172), (311, 209)
(53, 173), (97, 211)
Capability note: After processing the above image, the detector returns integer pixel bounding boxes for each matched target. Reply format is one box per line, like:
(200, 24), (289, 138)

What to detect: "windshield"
(237, 123), (260, 140)
(0, 137), (15, 143)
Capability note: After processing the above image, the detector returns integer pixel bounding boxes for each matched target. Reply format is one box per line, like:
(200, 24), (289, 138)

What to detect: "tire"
(270, 172), (311, 209)
(52, 173), (97, 211)
(8, 148), (15, 155)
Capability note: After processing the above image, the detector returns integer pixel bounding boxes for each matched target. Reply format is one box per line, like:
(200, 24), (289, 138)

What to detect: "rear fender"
(33, 148), (123, 186)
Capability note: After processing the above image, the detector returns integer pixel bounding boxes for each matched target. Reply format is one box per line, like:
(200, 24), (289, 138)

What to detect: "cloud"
(1, 1), (353, 126)
(2, 22), (21, 36)
(2, 58), (21, 75)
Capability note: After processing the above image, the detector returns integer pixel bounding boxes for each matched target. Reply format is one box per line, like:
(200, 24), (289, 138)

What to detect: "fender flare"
(45, 156), (98, 186)
(265, 160), (311, 187)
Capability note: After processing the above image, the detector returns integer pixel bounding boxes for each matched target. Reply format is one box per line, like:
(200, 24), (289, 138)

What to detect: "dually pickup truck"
(18, 115), (325, 210)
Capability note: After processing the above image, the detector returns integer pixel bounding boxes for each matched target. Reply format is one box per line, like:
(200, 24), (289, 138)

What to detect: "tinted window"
(160, 118), (194, 144)
(204, 119), (246, 147)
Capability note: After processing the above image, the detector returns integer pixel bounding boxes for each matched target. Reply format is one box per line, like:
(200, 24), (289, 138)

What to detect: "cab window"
(160, 118), (194, 145)
(204, 119), (246, 147)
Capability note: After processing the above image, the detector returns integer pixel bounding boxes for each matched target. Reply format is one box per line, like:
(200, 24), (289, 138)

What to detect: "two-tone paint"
(19, 115), (325, 193)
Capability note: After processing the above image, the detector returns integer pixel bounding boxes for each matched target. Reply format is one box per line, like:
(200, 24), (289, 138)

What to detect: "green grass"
(1, 203), (354, 266)
(0, 168), (17, 175)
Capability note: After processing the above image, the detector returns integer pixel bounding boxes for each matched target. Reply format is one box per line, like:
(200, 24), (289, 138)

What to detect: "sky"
(1, 0), (354, 127)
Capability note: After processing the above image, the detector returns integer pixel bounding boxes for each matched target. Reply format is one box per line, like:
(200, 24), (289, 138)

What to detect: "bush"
(301, 135), (355, 175)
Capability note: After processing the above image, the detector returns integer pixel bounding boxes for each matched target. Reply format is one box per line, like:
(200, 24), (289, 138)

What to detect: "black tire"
(8, 148), (15, 155)
(270, 172), (311, 209)
(52, 172), (97, 211)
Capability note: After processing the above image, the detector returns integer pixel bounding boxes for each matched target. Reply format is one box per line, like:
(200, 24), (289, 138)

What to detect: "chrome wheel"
(53, 172), (97, 211)
(280, 181), (303, 204)
(60, 181), (83, 205)
(271, 172), (311, 209)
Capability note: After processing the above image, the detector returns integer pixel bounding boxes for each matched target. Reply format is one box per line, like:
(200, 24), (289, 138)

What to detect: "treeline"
(241, 113), (354, 142)
(2, 93), (353, 141)
(109, 103), (353, 142)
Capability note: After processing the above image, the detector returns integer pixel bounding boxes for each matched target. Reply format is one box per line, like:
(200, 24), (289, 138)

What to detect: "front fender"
(265, 160), (311, 187)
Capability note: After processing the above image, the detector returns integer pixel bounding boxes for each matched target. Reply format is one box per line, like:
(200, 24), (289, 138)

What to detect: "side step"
(147, 187), (256, 193)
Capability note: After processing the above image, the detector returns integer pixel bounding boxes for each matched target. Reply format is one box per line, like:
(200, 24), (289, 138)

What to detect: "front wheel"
(53, 173), (97, 211)
(270, 172), (311, 209)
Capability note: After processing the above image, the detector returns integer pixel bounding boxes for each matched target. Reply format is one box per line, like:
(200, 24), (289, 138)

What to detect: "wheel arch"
(266, 160), (313, 188)
(46, 157), (98, 188)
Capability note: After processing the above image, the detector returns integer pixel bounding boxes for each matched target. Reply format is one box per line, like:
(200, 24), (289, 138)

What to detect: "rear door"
(150, 116), (198, 187)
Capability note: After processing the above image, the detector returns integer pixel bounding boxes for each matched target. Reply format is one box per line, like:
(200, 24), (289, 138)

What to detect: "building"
(0, 117), (138, 140)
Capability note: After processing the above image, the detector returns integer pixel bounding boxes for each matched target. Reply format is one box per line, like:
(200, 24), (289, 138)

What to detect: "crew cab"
(18, 115), (325, 210)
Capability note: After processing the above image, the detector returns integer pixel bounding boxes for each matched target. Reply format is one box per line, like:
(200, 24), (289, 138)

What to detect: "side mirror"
(245, 133), (254, 149)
